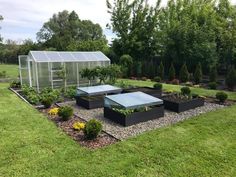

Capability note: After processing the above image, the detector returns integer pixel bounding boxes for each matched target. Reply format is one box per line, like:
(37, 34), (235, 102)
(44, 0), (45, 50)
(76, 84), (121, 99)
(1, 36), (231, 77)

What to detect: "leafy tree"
(209, 65), (217, 82)
(37, 10), (107, 51)
(194, 63), (203, 84)
(0, 15), (3, 43)
(157, 61), (164, 80)
(226, 67), (236, 90)
(179, 63), (189, 83)
(119, 54), (133, 77)
(168, 63), (176, 81)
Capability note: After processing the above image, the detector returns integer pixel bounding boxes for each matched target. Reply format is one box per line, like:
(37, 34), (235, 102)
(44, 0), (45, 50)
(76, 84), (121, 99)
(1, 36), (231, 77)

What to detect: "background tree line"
(0, 11), (109, 64)
(107, 0), (236, 78)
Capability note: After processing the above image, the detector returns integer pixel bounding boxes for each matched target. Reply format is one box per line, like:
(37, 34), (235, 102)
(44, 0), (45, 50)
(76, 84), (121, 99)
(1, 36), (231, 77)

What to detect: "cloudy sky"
(0, 0), (236, 43)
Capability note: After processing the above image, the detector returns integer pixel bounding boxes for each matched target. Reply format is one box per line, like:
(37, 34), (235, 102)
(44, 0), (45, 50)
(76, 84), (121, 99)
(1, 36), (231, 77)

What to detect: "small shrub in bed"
(153, 83), (162, 90)
(216, 92), (228, 103)
(153, 76), (161, 82)
(41, 97), (54, 108)
(64, 86), (77, 99)
(83, 119), (102, 140)
(208, 82), (217, 89)
(181, 87), (191, 95)
(10, 80), (21, 88)
(58, 106), (73, 121)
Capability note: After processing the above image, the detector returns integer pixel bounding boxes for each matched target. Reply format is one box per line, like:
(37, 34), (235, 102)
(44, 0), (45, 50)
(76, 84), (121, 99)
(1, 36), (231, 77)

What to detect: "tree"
(194, 63), (203, 84)
(157, 61), (164, 80)
(179, 63), (189, 83)
(209, 65), (217, 82)
(226, 67), (236, 90)
(0, 15), (3, 43)
(37, 10), (107, 51)
(119, 54), (133, 77)
(168, 63), (176, 81)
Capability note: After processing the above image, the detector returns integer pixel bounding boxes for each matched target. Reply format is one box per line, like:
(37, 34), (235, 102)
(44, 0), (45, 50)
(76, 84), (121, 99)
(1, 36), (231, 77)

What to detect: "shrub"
(168, 63), (176, 81)
(153, 76), (161, 82)
(226, 67), (236, 90)
(208, 82), (217, 89)
(170, 79), (179, 85)
(64, 86), (77, 99)
(58, 106), (73, 121)
(120, 54), (133, 77)
(153, 83), (162, 90)
(41, 97), (54, 108)
(181, 87), (191, 95)
(83, 119), (102, 140)
(210, 65), (217, 82)
(216, 92), (228, 103)
(157, 61), (164, 80)
(179, 63), (190, 82)
(0, 71), (6, 78)
(185, 81), (193, 87)
(10, 80), (21, 88)
(194, 63), (202, 84)
(27, 93), (40, 105)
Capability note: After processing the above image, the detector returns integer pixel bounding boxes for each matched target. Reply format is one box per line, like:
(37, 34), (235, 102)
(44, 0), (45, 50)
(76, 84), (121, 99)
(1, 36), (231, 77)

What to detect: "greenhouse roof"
(29, 51), (110, 62)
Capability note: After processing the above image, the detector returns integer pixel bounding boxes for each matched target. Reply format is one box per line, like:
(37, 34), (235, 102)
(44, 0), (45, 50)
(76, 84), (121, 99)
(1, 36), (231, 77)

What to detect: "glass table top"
(105, 91), (163, 109)
(77, 84), (122, 96)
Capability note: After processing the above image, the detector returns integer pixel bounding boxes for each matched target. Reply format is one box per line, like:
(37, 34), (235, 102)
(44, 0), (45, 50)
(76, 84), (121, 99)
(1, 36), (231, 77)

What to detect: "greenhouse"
(18, 51), (110, 91)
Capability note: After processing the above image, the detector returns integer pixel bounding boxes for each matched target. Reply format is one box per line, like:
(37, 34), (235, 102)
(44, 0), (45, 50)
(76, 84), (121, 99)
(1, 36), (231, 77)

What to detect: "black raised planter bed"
(104, 106), (164, 127)
(162, 96), (204, 113)
(75, 95), (104, 109)
(122, 87), (162, 98)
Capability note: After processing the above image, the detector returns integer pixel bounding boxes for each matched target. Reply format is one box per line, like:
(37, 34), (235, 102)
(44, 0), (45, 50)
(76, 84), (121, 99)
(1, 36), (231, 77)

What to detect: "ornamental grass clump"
(58, 106), (73, 121)
(83, 119), (102, 140)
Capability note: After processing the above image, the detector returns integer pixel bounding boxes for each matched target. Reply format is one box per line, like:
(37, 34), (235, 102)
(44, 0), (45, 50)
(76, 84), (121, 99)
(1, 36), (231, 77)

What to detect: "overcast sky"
(0, 0), (236, 43)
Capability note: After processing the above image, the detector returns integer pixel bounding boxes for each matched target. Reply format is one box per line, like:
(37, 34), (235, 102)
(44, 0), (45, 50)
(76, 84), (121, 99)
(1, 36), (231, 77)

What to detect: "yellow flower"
(73, 122), (85, 131)
(48, 108), (59, 116)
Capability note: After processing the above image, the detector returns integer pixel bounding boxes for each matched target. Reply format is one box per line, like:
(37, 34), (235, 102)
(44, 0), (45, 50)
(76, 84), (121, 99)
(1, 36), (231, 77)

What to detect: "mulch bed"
(39, 107), (118, 149)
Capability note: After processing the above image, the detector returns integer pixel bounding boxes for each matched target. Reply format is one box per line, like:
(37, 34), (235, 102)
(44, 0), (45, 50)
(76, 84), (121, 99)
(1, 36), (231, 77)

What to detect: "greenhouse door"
(50, 62), (65, 89)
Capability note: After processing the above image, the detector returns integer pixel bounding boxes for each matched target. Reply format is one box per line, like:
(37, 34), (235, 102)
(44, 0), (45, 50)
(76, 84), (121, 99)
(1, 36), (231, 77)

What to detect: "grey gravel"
(58, 102), (225, 140)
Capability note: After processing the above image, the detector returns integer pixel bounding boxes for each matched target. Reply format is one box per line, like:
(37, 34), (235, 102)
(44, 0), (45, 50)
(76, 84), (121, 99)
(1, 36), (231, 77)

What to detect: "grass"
(0, 64), (18, 79)
(118, 79), (236, 100)
(0, 83), (236, 176)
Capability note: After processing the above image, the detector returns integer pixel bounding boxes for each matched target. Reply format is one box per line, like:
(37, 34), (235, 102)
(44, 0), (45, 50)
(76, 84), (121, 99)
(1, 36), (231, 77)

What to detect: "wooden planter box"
(75, 96), (104, 109)
(163, 97), (204, 113)
(104, 106), (164, 127)
(122, 87), (162, 98)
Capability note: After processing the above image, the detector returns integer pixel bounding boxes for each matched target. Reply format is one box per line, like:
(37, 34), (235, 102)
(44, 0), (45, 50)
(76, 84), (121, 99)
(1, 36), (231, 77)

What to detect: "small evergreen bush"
(153, 83), (162, 90)
(168, 63), (176, 81)
(179, 63), (190, 82)
(208, 82), (217, 89)
(216, 92), (228, 103)
(226, 67), (236, 90)
(157, 61), (164, 80)
(209, 65), (217, 82)
(83, 119), (102, 140)
(194, 63), (202, 84)
(181, 86), (191, 95)
(58, 106), (73, 121)
(153, 76), (161, 82)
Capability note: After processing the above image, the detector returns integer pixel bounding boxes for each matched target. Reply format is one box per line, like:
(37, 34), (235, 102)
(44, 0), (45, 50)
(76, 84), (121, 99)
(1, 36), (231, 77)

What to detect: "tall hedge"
(226, 67), (236, 90)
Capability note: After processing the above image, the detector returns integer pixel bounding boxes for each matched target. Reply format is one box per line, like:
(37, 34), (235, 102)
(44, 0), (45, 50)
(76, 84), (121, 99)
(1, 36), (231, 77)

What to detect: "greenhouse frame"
(18, 51), (110, 91)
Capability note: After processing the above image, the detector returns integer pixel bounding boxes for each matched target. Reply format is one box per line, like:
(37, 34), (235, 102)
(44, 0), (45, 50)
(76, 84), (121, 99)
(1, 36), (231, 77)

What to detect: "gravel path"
(58, 102), (225, 140)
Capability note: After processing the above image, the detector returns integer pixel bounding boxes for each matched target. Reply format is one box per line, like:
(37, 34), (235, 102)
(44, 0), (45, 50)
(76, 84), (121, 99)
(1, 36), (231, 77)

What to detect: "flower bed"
(162, 94), (204, 113)
(122, 87), (162, 98)
(104, 105), (164, 127)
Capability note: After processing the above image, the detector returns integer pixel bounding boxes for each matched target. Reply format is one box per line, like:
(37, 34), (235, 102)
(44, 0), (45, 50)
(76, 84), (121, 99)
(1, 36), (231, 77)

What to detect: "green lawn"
(0, 83), (235, 176)
(0, 64), (18, 79)
(118, 79), (236, 100)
